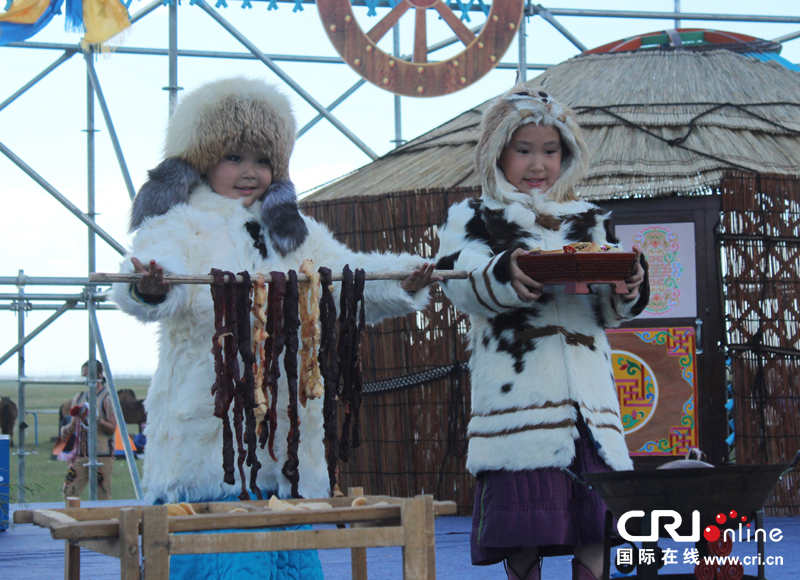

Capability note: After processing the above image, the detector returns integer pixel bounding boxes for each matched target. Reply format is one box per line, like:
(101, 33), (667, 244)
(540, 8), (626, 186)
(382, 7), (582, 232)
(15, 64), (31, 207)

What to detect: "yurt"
(301, 30), (800, 515)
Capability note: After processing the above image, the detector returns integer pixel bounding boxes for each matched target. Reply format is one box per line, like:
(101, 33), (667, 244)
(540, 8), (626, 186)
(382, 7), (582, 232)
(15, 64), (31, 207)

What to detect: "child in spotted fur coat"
(434, 85), (650, 580)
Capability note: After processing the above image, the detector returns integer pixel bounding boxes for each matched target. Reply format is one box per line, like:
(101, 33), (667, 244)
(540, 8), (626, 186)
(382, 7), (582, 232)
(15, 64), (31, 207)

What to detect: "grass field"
(1, 378), (150, 504)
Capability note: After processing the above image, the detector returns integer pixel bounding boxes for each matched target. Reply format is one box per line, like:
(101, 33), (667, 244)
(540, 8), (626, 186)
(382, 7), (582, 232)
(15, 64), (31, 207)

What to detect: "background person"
(61, 360), (117, 500)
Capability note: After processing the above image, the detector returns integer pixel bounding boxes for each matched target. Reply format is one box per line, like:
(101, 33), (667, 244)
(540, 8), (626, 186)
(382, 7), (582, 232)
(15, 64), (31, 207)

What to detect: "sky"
(1, 0), (799, 377)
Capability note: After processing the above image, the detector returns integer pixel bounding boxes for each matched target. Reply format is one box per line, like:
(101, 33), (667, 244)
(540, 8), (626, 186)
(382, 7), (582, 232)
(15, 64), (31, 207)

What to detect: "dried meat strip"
(350, 268), (366, 449)
(223, 271), (249, 500)
(235, 271), (262, 500)
(281, 270), (302, 498)
(337, 265), (355, 463)
(265, 272), (286, 460)
(318, 267), (339, 495)
(210, 269), (235, 486)
(258, 278), (276, 450)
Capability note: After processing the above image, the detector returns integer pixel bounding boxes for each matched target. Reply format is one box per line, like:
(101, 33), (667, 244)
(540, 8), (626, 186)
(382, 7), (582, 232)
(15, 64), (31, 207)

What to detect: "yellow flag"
(80, 0), (130, 48)
(0, 0), (52, 24)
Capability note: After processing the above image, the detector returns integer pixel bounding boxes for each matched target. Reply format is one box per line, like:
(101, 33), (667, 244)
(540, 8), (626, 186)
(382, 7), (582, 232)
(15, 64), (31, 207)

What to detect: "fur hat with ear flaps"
(475, 84), (590, 205)
(129, 77), (308, 255)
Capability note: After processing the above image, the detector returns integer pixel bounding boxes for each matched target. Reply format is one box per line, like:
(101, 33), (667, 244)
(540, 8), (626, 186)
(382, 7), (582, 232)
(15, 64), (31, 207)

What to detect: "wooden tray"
(517, 251), (637, 294)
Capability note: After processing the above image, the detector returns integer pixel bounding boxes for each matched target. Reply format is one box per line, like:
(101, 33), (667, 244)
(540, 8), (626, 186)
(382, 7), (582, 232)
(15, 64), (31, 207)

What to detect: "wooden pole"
(401, 496), (428, 580)
(349, 487), (368, 580)
(142, 505), (170, 580)
(65, 497), (81, 580)
(90, 270), (468, 285)
(118, 508), (141, 580)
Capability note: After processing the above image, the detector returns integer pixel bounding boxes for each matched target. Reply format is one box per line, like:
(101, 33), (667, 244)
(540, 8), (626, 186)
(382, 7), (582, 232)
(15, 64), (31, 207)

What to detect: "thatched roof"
(303, 49), (800, 202)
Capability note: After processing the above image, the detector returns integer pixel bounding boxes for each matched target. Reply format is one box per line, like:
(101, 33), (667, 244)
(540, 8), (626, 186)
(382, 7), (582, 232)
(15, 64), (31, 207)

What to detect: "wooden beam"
(367, 0), (410, 44)
(349, 487), (368, 580)
(433, 0), (476, 46)
(419, 496), (436, 580)
(414, 8), (428, 64)
(401, 498), (428, 580)
(142, 506), (170, 580)
(76, 538), (120, 558)
(169, 527), (405, 555)
(33, 509), (78, 528)
(118, 509), (141, 580)
(65, 498), (81, 580)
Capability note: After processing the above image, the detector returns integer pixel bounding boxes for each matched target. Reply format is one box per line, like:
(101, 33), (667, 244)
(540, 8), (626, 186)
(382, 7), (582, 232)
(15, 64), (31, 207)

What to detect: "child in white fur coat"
(113, 77), (438, 580)
(434, 85), (649, 580)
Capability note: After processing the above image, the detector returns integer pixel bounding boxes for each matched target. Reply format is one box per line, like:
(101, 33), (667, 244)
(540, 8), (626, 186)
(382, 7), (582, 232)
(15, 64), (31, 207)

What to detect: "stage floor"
(3, 500), (799, 579)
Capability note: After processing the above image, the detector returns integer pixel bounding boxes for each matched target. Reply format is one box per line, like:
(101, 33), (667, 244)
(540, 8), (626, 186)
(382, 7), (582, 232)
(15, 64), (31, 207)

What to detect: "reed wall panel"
(301, 188), (478, 514)
(719, 173), (800, 516)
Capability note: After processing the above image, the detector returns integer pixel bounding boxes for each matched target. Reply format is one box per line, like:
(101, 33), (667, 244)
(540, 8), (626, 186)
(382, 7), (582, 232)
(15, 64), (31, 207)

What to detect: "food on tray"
(166, 503), (197, 516)
(527, 241), (623, 255)
(266, 496), (332, 511)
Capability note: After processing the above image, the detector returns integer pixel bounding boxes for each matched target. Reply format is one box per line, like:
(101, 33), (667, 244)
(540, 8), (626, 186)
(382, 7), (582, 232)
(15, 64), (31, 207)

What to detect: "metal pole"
(297, 80), (366, 138)
(0, 304), (116, 311)
(0, 51), (76, 113)
(16, 270), (27, 503)
(9, 41), (348, 64)
(773, 30), (800, 43)
(298, 23), (485, 139)
(86, 68), (99, 501)
(0, 276), (98, 285)
(518, 4), (527, 83)
(393, 23), (402, 149)
(0, 301), (76, 368)
(167, 0), (180, 116)
(130, 0), (164, 25)
(538, 8), (800, 23)
(0, 141), (126, 256)
(84, 54), (137, 201)
(194, 0), (379, 161)
(534, 5), (587, 52)
(88, 308), (143, 499)
(674, 0), (681, 29)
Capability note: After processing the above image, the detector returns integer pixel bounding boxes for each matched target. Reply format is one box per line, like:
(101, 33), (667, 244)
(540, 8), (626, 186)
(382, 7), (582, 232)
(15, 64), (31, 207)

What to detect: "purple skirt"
(470, 411), (616, 565)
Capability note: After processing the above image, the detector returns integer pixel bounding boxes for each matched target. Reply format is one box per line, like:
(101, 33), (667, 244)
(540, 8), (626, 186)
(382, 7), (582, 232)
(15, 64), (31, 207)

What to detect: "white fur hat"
(475, 84), (589, 203)
(129, 77), (308, 255)
(165, 76), (296, 180)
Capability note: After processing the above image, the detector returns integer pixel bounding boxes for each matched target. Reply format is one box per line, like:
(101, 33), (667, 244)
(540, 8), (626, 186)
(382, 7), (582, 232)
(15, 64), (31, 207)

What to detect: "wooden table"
(13, 489), (457, 580)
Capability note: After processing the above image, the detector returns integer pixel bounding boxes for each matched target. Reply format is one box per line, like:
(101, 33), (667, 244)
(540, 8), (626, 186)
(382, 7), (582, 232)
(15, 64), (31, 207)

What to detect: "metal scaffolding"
(2, 0), (798, 502)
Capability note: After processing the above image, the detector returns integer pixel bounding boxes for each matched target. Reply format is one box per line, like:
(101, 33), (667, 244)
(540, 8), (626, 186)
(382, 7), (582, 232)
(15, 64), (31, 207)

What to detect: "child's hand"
(509, 248), (543, 301)
(132, 257), (171, 296)
(401, 263), (443, 293)
(622, 245), (645, 301)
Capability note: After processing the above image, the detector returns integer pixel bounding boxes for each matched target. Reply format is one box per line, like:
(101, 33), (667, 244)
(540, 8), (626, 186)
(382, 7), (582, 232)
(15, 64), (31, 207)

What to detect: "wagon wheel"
(317, 0), (524, 97)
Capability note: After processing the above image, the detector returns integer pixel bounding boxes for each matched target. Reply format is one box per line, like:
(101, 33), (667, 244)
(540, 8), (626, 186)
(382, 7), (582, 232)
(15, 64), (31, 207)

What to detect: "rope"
(574, 104), (767, 174)
(362, 360), (469, 394)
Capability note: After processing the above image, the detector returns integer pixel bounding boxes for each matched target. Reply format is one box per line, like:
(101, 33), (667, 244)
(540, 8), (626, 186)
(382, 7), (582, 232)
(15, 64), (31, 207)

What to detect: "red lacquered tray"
(517, 251), (637, 294)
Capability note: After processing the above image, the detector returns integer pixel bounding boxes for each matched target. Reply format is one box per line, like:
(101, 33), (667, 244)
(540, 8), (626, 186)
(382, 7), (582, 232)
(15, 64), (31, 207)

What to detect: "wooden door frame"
(601, 194), (728, 469)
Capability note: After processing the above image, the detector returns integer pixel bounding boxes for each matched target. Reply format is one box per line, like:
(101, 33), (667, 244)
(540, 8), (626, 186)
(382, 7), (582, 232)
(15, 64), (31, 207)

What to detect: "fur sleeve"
(434, 200), (531, 317)
(591, 214), (651, 326)
(112, 211), (193, 323)
(290, 217), (430, 324)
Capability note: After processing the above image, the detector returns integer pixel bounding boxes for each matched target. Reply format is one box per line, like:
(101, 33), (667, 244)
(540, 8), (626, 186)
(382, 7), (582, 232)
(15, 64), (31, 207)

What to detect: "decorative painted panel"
(607, 327), (699, 456)
(615, 223), (697, 319)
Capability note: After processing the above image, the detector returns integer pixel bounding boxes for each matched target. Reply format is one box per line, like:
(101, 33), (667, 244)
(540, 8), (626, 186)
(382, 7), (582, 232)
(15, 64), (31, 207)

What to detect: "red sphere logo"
(703, 525), (721, 542)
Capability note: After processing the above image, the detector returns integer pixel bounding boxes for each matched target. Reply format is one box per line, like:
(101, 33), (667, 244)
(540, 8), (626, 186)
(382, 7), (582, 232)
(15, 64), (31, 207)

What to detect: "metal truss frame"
(1, 0), (799, 502)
